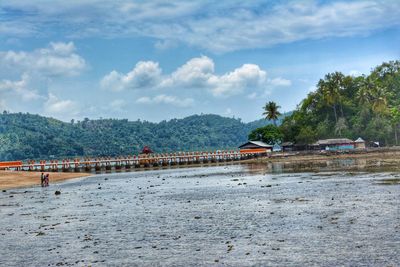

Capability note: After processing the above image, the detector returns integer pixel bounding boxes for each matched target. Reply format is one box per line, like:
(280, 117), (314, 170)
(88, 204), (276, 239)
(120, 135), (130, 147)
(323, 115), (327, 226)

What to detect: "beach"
(0, 171), (91, 190)
(0, 164), (398, 266)
(1, 149), (400, 190)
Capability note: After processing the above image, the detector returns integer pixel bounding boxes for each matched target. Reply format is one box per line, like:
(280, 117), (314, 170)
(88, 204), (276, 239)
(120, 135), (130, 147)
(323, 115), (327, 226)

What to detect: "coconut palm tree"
(263, 101), (281, 126)
(318, 72), (345, 123)
(371, 87), (388, 115)
(334, 117), (348, 137)
(357, 75), (389, 115)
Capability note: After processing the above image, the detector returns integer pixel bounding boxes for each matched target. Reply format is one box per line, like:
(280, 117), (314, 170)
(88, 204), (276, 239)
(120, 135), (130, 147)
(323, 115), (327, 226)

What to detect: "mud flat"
(0, 171), (92, 190)
(0, 163), (399, 266)
(266, 148), (400, 164)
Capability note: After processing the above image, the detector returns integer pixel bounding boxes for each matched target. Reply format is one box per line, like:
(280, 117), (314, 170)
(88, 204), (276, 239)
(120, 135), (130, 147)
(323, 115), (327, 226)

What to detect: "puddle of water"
(374, 178), (400, 185)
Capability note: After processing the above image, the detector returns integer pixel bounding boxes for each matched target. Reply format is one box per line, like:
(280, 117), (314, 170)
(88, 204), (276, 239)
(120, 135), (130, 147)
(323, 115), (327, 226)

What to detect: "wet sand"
(267, 149), (400, 162)
(0, 163), (399, 266)
(1, 149), (399, 190)
(0, 171), (92, 190)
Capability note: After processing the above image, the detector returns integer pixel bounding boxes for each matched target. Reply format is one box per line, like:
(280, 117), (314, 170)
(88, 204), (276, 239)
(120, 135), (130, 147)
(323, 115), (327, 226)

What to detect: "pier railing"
(3, 150), (268, 172)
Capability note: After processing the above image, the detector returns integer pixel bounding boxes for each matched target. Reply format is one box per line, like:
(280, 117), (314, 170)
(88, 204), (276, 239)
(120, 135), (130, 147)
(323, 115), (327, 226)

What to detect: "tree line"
(0, 113), (267, 161)
(250, 60), (400, 146)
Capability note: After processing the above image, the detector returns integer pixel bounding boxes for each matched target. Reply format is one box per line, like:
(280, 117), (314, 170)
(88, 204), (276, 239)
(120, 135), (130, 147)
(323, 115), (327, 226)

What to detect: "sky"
(0, 0), (399, 122)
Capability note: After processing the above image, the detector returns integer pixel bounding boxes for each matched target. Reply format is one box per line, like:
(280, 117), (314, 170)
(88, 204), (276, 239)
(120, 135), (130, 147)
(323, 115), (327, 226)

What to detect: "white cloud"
(1, 1), (399, 53)
(0, 42), (86, 76)
(102, 56), (274, 97)
(101, 61), (161, 91)
(0, 73), (42, 101)
(209, 64), (266, 97)
(161, 56), (214, 89)
(136, 94), (194, 107)
(44, 93), (78, 114)
(269, 77), (292, 87)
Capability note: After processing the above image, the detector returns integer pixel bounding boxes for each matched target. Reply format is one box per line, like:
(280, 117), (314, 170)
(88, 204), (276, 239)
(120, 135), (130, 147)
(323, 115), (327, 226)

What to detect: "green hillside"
(0, 113), (270, 161)
(280, 60), (400, 145)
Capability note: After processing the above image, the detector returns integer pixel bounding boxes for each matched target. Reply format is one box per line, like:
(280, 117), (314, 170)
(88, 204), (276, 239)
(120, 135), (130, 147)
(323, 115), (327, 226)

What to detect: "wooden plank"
(240, 148), (269, 154)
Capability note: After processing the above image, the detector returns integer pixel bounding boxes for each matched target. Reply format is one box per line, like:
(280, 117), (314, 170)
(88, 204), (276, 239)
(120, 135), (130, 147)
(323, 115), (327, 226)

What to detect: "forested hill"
(0, 113), (270, 161)
(280, 60), (400, 145)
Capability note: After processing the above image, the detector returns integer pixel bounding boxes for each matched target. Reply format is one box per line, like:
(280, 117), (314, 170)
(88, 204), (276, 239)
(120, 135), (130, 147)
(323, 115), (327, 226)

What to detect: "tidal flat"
(0, 163), (399, 266)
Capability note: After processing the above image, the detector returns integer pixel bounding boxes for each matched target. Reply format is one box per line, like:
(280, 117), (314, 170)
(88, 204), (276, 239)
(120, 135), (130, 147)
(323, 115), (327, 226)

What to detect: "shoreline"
(0, 171), (92, 190)
(2, 149), (400, 190)
(265, 149), (400, 162)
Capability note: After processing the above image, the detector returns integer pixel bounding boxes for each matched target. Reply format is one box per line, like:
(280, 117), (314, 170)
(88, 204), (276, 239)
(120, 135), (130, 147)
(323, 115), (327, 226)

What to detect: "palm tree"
(371, 86), (389, 115)
(318, 72), (345, 123)
(357, 75), (378, 106)
(357, 75), (389, 115)
(390, 107), (400, 145)
(334, 117), (348, 137)
(263, 101), (281, 126)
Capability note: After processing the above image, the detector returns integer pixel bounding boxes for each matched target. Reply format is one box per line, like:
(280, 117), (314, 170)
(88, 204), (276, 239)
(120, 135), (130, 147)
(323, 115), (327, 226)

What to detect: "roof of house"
(239, 141), (273, 149)
(354, 137), (365, 143)
(281, 142), (294, 146)
(315, 138), (354, 145)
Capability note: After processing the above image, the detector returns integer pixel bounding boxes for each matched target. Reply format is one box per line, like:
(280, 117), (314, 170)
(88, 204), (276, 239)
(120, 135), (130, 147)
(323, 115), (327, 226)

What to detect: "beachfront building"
(354, 137), (366, 149)
(273, 143), (282, 152)
(313, 138), (355, 151)
(281, 142), (294, 152)
(238, 141), (273, 154)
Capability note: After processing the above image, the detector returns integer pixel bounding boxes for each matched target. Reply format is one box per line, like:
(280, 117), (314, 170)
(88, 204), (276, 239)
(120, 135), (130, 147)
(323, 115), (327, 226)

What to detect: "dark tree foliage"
(0, 113), (268, 161)
(248, 125), (283, 145)
(263, 101), (282, 126)
(279, 60), (400, 145)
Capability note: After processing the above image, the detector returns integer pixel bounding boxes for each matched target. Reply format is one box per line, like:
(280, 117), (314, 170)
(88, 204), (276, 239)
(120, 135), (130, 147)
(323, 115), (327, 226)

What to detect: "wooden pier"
(1, 150), (268, 172)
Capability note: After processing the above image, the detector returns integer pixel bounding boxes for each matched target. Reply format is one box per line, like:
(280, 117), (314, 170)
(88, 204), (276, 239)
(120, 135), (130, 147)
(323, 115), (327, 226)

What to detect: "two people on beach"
(40, 172), (50, 187)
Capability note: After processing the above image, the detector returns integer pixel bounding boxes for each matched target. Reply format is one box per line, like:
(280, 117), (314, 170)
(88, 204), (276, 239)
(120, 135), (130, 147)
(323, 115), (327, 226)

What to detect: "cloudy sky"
(0, 0), (399, 122)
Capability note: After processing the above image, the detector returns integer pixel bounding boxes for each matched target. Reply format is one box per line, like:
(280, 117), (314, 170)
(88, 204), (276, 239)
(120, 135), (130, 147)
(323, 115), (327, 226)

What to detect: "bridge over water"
(0, 150), (267, 172)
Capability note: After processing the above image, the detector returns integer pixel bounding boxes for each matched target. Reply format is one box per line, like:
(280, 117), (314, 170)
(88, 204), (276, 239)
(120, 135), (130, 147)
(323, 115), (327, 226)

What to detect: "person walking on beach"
(40, 172), (45, 187)
(44, 173), (49, 187)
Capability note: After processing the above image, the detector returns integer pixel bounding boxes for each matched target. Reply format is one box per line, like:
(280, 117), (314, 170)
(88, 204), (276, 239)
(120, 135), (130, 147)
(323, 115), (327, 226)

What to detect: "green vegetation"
(257, 60), (400, 146)
(263, 101), (281, 126)
(0, 113), (268, 161)
(2, 60), (398, 161)
(248, 124), (283, 144)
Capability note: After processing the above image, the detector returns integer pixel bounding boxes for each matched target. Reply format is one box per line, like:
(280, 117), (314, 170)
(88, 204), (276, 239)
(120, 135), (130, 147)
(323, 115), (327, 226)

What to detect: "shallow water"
(0, 163), (399, 266)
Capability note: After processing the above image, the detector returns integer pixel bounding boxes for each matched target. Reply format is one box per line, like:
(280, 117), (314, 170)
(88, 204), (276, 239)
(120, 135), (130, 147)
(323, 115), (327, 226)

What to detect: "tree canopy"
(263, 101), (281, 126)
(0, 113), (268, 161)
(279, 60), (400, 146)
(248, 125), (283, 145)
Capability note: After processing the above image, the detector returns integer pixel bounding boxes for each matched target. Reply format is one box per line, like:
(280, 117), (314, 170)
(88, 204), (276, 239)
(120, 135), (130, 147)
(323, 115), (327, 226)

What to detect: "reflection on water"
(245, 158), (400, 174)
(0, 163), (399, 266)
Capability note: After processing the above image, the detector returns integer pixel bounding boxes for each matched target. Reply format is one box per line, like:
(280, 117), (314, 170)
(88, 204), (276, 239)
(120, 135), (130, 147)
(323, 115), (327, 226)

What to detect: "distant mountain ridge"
(0, 112), (286, 161)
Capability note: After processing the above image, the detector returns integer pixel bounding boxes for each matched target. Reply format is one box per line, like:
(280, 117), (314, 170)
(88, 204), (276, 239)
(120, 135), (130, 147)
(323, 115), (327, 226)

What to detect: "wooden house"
(314, 138), (355, 151)
(354, 137), (366, 149)
(281, 142), (294, 152)
(238, 141), (273, 154)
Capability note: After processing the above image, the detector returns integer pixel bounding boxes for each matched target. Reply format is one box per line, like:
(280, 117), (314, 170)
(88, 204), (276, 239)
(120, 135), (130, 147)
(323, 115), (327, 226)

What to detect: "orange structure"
(0, 161), (23, 170)
(238, 141), (273, 154)
(1, 148), (270, 172)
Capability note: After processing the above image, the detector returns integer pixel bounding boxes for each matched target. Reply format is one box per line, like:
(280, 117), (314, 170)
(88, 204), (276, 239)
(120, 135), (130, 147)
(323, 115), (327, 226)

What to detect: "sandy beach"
(0, 171), (91, 190)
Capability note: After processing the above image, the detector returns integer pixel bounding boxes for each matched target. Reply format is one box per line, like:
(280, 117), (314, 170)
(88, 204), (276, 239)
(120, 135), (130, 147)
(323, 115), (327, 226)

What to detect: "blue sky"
(0, 0), (399, 122)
